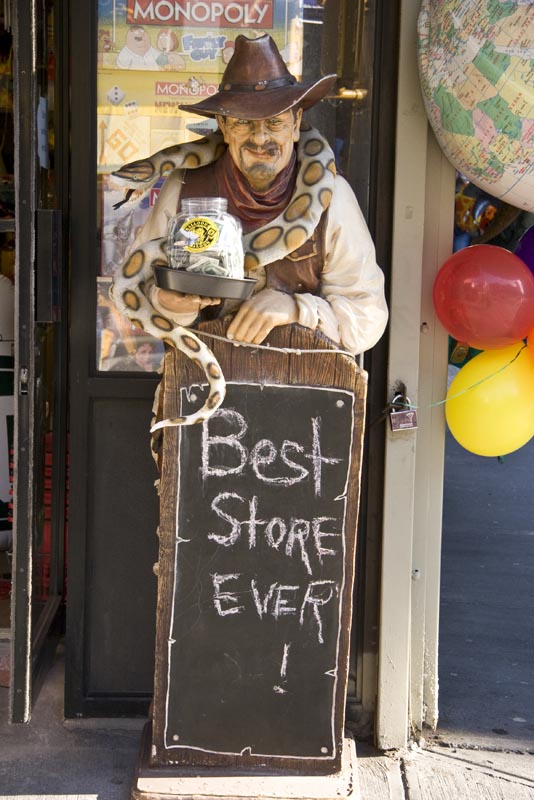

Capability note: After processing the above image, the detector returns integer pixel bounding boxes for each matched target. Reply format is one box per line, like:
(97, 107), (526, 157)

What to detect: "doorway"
(436, 209), (534, 747)
(65, 0), (397, 726)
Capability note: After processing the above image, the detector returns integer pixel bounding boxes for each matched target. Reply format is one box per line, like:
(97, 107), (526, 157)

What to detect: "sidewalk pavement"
(1, 435), (534, 799)
(1, 644), (533, 799)
(437, 433), (534, 754)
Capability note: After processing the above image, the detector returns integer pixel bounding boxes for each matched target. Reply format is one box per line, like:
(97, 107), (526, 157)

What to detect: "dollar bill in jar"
(167, 197), (244, 281)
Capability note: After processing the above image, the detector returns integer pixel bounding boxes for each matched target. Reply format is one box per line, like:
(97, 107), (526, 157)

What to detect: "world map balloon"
(418, 0), (534, 212)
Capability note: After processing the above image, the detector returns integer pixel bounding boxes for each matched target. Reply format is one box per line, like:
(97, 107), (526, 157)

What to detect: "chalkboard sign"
(152, 321), (366, 774)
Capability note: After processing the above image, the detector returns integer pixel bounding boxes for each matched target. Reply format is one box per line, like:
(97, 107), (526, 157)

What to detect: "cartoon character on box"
(155, 29), (186, 70)
(110, 35), (388, 428)
(116, 26), (160, 70)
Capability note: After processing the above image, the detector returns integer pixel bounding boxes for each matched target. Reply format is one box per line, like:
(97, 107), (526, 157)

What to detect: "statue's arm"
(295, 175), (388, 355)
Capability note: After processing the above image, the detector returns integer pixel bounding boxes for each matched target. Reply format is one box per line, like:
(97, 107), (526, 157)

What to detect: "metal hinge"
(19, 367), (29, 395)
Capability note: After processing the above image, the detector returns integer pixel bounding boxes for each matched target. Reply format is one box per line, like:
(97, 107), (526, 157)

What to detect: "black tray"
(154, 266), (256, 300)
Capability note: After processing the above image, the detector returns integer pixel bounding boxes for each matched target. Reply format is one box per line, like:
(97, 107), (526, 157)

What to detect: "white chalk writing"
(211, 573), (244, 616)
(201, 409), (341, 498)
(207, 492), (341, 575)
(280, 643), (291, 678)
(210, 574), (338, 643)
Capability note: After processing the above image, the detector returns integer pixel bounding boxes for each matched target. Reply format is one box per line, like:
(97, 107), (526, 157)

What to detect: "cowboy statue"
(114, 37), (388, 787)
(111, 34), (388, 365)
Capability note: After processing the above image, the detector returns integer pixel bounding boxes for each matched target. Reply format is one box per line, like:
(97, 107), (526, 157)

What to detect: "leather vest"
(180, 163), (326, 297)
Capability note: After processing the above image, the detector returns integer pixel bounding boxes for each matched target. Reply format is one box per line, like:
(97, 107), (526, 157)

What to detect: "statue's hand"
(155, 288), (221, 315)
(227, 288), (298, 345)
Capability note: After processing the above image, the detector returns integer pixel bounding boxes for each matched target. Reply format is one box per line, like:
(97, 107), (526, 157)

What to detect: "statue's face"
(217, 109), (302, 191)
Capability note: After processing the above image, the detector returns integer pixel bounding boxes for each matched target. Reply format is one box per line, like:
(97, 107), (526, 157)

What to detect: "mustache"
(242, 142), (280, 157)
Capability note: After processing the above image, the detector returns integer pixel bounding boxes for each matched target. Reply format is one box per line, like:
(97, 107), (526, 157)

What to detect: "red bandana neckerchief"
(214, 148), (297, 234)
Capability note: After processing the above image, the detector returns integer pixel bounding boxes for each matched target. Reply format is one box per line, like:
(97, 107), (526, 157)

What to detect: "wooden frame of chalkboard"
(151, 320), (366, 774)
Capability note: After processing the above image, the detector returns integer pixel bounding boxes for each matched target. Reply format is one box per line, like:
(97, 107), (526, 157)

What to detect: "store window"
(95, 0), (371, 372)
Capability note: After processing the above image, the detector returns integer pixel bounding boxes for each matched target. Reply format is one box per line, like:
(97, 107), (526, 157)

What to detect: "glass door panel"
(0, 7), (14, 677)
(21, 0), (66, 667)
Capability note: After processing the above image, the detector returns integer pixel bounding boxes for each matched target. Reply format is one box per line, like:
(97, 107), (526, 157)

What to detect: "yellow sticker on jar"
(182, 216), (220, 253)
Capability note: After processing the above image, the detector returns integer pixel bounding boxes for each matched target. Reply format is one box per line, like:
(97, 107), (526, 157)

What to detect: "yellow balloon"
(445, 343), (534, 457)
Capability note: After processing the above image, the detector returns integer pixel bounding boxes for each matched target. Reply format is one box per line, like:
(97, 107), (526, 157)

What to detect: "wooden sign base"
(131, 722), (359, 800)
(141, 319), (366, 792)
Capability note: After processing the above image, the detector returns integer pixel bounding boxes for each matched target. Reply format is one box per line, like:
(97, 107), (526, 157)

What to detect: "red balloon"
(433, 244), (534, 349)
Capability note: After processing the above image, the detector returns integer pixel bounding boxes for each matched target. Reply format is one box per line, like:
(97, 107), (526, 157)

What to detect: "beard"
(237, 142), (283, 188)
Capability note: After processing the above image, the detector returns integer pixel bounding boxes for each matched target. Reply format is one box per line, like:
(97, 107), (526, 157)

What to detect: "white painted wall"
(411, 131), (454, 736)
(376, 0), (455, 750)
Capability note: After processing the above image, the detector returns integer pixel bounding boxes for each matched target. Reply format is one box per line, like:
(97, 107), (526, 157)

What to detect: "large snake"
(111, 125), (336, 430)
(112, 238), (226, 431)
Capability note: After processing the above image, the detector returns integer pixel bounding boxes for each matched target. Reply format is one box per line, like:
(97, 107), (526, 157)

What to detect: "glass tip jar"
(167, 197), (244, 280)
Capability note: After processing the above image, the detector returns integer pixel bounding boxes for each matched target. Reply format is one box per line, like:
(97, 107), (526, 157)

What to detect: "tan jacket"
(134, 169), (388, 356)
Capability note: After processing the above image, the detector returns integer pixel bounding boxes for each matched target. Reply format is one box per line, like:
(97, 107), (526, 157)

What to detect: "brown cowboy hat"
(179, 34), (336, 120)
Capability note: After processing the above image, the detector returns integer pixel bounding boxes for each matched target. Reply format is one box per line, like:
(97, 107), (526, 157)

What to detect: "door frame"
(10, 0), (70, 722)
